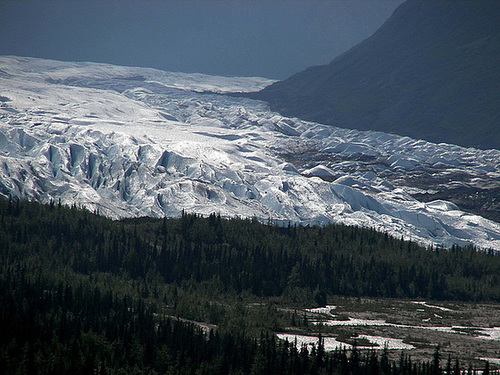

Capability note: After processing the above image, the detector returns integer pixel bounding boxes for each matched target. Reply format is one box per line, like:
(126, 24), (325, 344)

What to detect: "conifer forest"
(0, 198), (498, 374)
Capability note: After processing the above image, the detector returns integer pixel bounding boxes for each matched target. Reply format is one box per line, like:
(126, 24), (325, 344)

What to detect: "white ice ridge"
(1, 56), (500, 251)
(305, 306), (337, 316)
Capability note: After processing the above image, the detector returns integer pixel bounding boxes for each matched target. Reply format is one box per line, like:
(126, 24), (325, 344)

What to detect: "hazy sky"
(0, 0), (404, 79)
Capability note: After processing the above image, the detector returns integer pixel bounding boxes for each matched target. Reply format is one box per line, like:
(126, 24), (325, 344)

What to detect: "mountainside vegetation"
(251, 0), (500, 150)
(0, 198), (498, 373)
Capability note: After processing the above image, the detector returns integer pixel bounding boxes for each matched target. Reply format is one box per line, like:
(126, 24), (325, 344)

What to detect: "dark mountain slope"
(251, 0), (500, 150)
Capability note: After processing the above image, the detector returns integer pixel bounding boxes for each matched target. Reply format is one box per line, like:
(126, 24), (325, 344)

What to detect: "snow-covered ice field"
(1, 56), (500, 250)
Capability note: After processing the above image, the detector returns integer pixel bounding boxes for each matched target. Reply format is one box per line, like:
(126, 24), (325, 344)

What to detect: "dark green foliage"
(0, 198), (499, 303)
(0, 267), (457, 374)
(0, 198), (497, 373)
(129, 212), (498, 302)
(483, 361), (490, 375)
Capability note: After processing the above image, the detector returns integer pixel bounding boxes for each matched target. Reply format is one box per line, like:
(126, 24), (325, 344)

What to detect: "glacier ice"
(1, 56), (500, 251)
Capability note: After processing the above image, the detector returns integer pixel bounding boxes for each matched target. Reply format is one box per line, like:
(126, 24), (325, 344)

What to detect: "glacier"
(1, 56), (500, 251)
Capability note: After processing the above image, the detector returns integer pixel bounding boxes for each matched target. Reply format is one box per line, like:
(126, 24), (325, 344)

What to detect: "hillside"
(1, 198), (499, 372)
(251, 0), (500, 150)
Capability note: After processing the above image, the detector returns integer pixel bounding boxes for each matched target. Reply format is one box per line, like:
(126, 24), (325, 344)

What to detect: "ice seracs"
(1, 56), (500, 251)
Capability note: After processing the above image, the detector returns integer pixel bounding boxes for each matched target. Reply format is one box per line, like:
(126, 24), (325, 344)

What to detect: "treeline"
(1, 197), (499, 303)
(136, 211), (499, 302)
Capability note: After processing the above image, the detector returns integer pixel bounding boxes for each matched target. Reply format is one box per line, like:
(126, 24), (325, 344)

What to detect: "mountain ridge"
(250, 0), (500, 150)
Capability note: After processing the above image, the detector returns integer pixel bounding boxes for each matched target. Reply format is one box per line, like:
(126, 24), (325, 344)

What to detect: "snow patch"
(305, 305), (337, 316)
